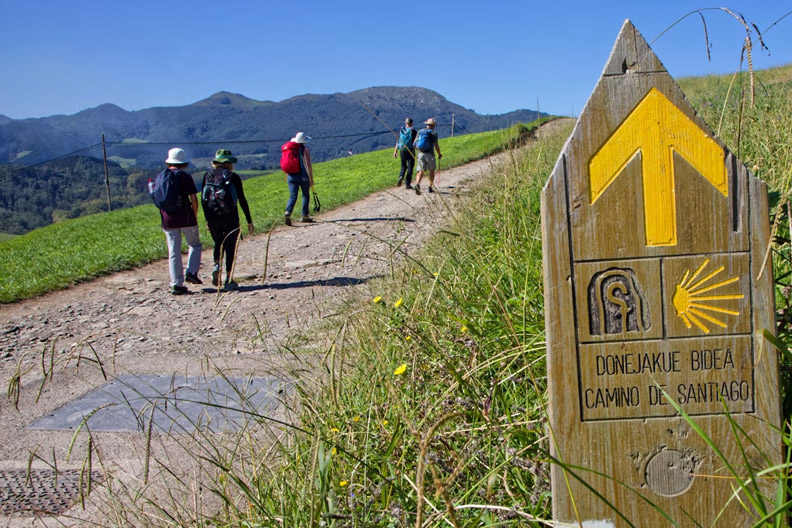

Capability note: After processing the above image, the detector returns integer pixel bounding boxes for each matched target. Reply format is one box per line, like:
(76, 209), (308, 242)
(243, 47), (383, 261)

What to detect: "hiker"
(152, 147), (202, 295)
(413, 118), (442, 195)
(201, 148), (254, 291)
(281, 132), (315, 225)
(393, 117), (417, 189)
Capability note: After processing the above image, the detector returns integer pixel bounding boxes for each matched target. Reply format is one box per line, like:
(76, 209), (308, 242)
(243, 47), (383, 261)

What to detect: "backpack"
(150, 169), (184, 213)
(398, 127), (413, 150)
(414, 129), (433, 152)
(280, 141), (302, 173)
(201, 169), (237, 216)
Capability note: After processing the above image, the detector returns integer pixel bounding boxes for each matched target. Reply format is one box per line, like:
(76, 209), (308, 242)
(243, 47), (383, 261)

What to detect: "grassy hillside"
(0, 120), (549, 303)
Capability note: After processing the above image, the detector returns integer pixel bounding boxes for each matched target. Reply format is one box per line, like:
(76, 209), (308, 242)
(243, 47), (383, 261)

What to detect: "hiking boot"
(211, 265), (220, 287)
(396, 176), (404, 187)
(414, 184), (421, 196)
(171, 285), (188, 295)
(284, 215), (292, 226)
(405, 184), (413, 189)
(223, 280), (239, 291)
(300, 216), (314, 223)
(185, 272), (202, 285)
(428, 186), (434, 193)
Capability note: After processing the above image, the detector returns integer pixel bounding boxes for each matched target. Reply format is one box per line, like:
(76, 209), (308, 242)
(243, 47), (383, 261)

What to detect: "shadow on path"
(323, 217), (415, 223)
(231, 275), (383, 292)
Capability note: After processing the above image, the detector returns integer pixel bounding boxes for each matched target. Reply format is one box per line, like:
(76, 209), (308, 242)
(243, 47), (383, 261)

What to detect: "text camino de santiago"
(584, 348), (751, 410)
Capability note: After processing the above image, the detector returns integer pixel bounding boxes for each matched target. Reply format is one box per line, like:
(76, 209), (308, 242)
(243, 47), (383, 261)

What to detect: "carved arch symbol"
(588, 267), (651, 336)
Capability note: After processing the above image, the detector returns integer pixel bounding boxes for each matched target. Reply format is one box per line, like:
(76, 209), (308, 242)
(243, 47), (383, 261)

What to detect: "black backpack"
(202, 169), (237, 216)
(151, 169), (185, 213)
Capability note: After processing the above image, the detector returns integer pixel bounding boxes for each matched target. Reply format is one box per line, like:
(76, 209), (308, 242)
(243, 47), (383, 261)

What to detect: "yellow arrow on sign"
(589, 88), (727, 246)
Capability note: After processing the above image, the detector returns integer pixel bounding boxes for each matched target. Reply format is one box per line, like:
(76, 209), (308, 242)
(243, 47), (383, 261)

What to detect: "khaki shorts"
(417, 151), (436, 171)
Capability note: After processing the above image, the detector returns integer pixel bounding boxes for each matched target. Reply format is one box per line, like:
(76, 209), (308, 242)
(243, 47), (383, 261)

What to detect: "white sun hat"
(291, 132), (311, 144)
(165, 147), (189, 165)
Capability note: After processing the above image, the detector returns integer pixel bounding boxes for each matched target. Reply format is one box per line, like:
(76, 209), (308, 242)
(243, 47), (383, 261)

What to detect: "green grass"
(0, 120), (548, 303)
(0, 232), (15, 242)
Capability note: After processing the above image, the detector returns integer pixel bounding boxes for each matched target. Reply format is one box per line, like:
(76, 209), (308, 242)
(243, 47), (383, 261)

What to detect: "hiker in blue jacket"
(201, 148), (254, 291)
(393, 117), (418, 189)
(283, 132), (315, 225)
(413, 118), (442, 195)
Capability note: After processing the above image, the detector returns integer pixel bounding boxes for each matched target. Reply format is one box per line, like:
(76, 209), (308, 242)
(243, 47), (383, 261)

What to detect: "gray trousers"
(163, 225), (202, 287)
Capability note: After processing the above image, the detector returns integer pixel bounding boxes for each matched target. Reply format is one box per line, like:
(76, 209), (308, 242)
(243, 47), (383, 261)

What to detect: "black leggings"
(208, 220), (240, 272)
(399, 149), (415, 185)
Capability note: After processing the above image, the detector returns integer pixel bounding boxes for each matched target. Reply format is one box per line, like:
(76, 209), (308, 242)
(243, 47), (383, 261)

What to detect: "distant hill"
(0, 87), (547, 169)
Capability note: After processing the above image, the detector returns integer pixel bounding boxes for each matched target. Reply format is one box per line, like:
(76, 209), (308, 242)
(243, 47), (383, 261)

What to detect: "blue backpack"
(150, 169), (184, 213)
(414, 129), (433, 152)
(398, 127), (413, 150)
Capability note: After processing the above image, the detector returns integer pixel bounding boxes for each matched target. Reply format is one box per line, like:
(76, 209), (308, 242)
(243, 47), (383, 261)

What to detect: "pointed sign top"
(602, 19), (667, 77)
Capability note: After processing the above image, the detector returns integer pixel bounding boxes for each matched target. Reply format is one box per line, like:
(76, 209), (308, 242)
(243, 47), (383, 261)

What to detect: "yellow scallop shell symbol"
(672, 259), (743, 334)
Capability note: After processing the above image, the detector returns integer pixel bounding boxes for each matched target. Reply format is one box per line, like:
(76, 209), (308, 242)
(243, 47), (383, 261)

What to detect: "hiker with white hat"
(280, 132), (315, 225)
(412, 118), (442, 195)
(150, 147), (203, 295)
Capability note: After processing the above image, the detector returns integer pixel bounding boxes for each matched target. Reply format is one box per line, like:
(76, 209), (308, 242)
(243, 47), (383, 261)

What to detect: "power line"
(1, 144), (103, 176)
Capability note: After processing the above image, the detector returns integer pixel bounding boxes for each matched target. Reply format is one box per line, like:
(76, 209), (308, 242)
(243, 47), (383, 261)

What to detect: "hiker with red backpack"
(200, 148), (254, 291)
(280, 132), (314, 225)
(393, 117), (417, 189)
(150, 148), (203, 295)
(413, 118), (442, 195)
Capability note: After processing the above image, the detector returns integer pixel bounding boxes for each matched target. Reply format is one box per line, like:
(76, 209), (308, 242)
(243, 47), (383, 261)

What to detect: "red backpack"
(280, 141), (301, 173)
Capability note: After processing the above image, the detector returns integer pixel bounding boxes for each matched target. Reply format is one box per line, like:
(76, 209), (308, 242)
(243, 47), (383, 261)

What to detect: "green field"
(0, 232), (16, 242)
(0, 120), (548, 303)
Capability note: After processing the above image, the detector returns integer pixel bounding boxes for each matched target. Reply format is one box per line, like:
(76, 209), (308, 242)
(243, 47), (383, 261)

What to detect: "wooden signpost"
(541, 20), (782, 527)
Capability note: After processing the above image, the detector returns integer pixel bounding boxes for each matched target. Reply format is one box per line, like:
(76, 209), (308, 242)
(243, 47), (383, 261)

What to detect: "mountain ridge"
(0, 86), (547, 169)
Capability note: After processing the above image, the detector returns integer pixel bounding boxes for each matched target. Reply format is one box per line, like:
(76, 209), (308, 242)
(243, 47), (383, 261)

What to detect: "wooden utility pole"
(101, 134), (111, 212)
(451, 113), (455, 137)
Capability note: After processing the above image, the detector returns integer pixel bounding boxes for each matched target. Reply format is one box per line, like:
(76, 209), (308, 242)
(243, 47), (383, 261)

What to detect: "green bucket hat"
(213, 148), (238, 163)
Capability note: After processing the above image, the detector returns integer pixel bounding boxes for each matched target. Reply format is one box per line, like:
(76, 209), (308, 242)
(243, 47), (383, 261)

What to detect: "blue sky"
(1, 1), (790, 120)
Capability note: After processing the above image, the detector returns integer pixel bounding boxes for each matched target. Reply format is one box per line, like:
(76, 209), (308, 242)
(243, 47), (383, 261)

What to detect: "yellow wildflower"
(382, 420), (389, 426)
(352, 416), (360, 423)
(332, 447), (337, 455)
(394, 363), (407, 376)
(331, 427), (340, 433)
(339, 480), (349, 487)
(405, 335), (411, 341)
(394, 297), (403, 308)
(373, 296), (382, 303)
(461, 325), (468, 333)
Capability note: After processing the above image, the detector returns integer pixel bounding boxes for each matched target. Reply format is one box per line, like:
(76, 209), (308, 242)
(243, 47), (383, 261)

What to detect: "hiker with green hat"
(200, 148), (254, 291)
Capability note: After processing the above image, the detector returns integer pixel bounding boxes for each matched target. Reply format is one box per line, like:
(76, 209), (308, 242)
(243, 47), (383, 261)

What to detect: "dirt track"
(0, 119), (572, 525)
